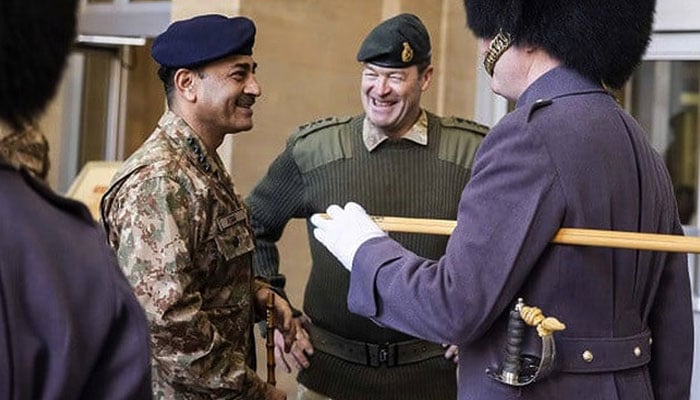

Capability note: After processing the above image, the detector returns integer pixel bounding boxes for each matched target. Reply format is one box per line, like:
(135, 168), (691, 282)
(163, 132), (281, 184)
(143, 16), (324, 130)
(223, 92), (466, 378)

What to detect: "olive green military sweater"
(247, 112), (486, 400)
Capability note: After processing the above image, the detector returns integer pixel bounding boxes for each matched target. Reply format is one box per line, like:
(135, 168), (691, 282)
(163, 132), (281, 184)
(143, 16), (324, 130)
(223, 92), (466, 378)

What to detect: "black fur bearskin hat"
(0, 0), (79, 131)
(464, 0), (656, 89)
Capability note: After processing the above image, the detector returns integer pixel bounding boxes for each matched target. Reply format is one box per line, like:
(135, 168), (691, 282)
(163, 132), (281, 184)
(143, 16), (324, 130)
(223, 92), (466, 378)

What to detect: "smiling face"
(187, 54), (261, 139)
(360, 62), (433, 138)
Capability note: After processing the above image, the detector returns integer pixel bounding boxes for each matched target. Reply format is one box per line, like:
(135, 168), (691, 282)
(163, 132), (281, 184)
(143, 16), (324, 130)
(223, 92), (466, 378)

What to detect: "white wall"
(655, 0), (700, 31)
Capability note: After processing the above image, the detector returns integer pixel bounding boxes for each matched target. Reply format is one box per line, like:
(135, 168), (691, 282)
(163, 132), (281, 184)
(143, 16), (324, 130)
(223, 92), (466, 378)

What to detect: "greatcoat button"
(634, 346), (642, 357)
(582, 350), (594, 363)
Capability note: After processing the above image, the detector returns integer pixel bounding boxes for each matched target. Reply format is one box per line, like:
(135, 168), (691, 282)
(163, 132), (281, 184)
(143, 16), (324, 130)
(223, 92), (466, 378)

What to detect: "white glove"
(310, 202), (387, 271)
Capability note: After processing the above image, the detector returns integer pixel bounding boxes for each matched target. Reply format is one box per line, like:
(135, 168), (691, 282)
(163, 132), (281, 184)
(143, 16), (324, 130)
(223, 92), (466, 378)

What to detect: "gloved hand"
(310, 202), (387, 271)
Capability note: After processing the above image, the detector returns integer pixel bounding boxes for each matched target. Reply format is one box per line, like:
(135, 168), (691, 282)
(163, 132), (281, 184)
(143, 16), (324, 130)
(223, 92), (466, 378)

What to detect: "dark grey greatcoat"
(0, 159), (152, 399)
(348, 67), (694, 400)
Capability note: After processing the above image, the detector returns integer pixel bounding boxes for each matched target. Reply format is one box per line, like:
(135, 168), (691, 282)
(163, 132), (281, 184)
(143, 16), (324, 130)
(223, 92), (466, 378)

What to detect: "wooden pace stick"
(265, 291), (276, 386)
(353, 215), (700, 254)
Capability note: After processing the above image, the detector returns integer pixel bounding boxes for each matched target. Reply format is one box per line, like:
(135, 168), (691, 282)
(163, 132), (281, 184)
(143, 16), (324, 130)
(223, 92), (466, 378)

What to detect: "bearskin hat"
(0, 0), (79, 131)
(464, 0), (656, 89)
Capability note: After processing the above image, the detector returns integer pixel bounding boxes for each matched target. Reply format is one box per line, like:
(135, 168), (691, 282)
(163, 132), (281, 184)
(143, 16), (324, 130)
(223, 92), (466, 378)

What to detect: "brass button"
(634, 346), (642, 357)
(582, 350), (594, 363)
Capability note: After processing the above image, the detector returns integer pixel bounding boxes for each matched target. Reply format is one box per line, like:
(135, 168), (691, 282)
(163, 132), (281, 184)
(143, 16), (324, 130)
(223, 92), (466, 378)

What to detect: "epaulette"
(527, 98), (554, 122)
(288, 116), (355, 173)
(437, 116), (486, 171)
(440, 116), (489, 136)
(288, 116), (353, 144)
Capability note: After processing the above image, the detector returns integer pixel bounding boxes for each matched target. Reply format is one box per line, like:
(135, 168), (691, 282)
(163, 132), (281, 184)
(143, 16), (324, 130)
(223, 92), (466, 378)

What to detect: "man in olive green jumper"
(247, 13), (487, 400)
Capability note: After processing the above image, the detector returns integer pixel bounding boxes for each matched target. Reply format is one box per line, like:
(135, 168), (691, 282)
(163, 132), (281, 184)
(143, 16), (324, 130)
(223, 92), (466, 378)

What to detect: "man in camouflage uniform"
(101, 15), (295, 400)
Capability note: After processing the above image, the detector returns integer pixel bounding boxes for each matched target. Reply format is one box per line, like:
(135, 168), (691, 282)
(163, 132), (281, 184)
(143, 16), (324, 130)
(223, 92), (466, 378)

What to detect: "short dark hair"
(157, 66), (207, 107)
(0, 0), (79, 131)
(157, 66), (177, 107)
(416, 59), (432, 75)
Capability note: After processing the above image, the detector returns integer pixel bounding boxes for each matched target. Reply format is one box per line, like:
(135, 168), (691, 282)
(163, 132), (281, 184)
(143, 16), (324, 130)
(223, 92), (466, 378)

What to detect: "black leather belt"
(307, 324), (445, 367)
(556, 329), (652, 373)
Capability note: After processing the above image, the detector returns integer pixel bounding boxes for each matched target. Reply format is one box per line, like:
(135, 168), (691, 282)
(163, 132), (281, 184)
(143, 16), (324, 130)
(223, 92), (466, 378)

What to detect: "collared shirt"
(362, 109), (428, 151)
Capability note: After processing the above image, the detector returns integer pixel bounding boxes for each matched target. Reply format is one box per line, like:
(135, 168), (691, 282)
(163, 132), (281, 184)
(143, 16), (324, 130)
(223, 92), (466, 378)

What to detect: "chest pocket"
(214, 207), (255, 260)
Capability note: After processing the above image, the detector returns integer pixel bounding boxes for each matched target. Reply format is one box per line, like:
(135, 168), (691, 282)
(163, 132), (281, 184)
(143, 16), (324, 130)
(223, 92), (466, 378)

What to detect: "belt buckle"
(369, 343), (396, 367)
(379, 347), (388, 364)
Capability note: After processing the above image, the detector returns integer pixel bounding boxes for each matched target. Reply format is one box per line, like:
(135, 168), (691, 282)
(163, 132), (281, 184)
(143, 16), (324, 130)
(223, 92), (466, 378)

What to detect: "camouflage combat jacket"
(0, 121), (50, 179)
(101, 111), (269, 399)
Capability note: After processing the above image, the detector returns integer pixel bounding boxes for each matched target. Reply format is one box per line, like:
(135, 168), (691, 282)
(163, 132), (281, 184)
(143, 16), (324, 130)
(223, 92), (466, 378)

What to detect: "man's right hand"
(274, 316), (314, 372)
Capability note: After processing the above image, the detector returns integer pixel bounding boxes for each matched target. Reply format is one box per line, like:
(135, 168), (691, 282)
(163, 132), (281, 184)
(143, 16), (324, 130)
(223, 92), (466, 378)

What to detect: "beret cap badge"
(401, 42), (414, 63)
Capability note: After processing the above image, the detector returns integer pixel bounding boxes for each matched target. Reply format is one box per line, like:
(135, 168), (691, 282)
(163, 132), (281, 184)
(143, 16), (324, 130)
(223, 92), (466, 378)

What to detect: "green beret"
(356, 13), (431, 68)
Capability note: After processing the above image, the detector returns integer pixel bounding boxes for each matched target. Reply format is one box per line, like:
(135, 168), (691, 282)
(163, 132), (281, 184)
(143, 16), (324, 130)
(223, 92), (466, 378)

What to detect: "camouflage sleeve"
(106, 175), (270, 399)
(251, 278), (271, 322)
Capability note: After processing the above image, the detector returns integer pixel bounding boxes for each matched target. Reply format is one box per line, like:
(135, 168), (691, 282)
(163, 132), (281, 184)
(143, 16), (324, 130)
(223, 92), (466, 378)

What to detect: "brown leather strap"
(307, 324), (445, 367)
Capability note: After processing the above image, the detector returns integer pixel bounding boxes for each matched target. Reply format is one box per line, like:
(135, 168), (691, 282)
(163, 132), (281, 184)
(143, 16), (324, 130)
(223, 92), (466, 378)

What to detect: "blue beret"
(151, 14), (256, 68)
(357, 13), (431, 68)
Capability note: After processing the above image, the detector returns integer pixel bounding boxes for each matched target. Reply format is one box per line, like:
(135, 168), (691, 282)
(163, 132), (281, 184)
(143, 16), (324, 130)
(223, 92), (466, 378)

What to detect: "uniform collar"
(362, 109), (428, 152)
(157, 110), (227, 178)
(516, 67), (608, 109)
(0, 120), (49, 179)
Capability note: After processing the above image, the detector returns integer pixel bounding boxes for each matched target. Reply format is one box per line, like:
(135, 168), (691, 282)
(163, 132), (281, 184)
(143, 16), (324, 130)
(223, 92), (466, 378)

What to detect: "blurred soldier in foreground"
(101, 14), (295, 400)
(311, 1), (694, 399)
(0, 0), (152, 398)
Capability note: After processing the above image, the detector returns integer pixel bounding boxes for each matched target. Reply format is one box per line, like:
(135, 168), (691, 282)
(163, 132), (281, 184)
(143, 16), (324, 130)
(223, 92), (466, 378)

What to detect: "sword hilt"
(501, 298), (526, 384)
(486, 298), (566, 386)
